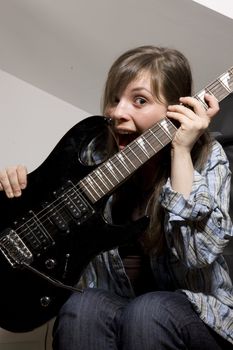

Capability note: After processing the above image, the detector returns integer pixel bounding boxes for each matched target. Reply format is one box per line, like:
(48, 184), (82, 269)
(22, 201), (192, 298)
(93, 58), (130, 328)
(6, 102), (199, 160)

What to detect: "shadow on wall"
(210, 93), (233, 280)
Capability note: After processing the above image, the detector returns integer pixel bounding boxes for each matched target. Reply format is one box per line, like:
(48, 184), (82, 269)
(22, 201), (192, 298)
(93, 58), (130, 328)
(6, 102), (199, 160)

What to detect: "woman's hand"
(0, 165), (27, 198)
(166, 93), (219, 151)
(167, 93), (219, 198)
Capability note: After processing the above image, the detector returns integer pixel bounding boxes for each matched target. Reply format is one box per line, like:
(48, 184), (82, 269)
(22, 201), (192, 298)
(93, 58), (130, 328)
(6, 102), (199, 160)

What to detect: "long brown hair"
(102, 46), (212, 254)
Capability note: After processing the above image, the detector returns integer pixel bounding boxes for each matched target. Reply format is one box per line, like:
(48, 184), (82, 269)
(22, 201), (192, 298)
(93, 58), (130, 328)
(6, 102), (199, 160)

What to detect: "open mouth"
(115, 130), (139, 149)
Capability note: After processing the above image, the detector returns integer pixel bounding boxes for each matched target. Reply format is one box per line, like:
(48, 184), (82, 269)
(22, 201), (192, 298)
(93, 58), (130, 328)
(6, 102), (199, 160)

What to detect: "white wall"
(193, 0), (233, 19)
(0, 69), (90, 171)
(0, 69), (89, 349)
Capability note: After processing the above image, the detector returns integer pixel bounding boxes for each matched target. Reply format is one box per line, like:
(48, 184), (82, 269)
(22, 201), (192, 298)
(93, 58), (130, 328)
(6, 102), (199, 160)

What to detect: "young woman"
(1, 46), (233, 349)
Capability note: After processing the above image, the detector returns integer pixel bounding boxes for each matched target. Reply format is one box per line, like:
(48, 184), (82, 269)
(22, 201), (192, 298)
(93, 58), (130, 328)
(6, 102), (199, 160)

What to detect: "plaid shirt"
(79, 140), (233, 344)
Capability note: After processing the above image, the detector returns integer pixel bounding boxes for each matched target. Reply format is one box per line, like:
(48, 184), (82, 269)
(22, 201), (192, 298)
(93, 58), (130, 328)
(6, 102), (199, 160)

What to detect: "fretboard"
(194, 67), (233, 109)
(79, 66), (233, 203)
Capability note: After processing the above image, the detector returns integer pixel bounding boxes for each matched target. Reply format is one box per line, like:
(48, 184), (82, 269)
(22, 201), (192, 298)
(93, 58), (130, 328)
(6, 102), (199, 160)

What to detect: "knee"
(120, 292), (206, 350)
(54, 288), (128, 332)
(57, 288), (110, 323)
(122, 291), (193, 327)
(53, 289), (112, 348)
(53, 289), (127, 349)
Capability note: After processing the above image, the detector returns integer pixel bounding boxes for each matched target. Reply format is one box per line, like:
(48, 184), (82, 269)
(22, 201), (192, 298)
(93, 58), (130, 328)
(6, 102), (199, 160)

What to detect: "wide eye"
(135, 97), (147, 105)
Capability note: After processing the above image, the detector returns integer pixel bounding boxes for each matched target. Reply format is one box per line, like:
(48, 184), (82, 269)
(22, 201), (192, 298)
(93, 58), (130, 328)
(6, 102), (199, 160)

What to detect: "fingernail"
(14, 190), (22, 197)
(7, 191), (14, 198)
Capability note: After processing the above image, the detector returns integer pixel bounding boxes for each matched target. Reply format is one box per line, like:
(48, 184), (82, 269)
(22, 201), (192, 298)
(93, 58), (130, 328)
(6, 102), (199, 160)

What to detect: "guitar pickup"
(63, 192), (88, 219)
(54, 182), (94, 224)
(0, 229), (33, 267)
(42, 201), (69, 232)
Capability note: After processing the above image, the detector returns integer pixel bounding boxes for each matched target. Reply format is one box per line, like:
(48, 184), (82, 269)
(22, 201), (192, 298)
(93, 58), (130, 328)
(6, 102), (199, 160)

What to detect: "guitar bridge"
(0, 229), (33, 267)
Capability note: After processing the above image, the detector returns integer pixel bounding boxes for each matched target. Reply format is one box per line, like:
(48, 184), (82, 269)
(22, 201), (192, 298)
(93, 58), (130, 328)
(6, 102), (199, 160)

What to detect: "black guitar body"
(0, 116), (148, 332)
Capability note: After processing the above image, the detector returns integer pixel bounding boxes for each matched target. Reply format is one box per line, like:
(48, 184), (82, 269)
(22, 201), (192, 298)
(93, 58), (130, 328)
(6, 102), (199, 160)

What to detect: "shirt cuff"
(159, 171), (214, 221)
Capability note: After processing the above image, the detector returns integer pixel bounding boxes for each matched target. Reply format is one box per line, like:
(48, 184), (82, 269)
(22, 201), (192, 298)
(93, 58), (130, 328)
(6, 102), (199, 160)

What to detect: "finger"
(167, 106), (209, 131)
(0, 169), (15, 198)
(179, 96), (207, 116)
(204, 93), (219, 109)
(6, 166), (27, 197)
(16, 165), (27, 189)
(204, 93), (220, 118)
(167, 103), (196, 120)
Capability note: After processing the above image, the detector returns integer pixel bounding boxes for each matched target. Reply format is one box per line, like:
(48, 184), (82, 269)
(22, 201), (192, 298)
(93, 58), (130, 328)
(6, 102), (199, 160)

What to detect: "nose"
(109, 99), (131, 123)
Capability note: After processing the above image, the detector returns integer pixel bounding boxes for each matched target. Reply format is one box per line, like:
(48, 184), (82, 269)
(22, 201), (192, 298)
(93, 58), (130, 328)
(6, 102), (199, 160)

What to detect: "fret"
(116, 153), (132, 174)
(81, 152), (135, 202)
(85, 175), (106, 197)
(142, 133), (161, 156)
(95, 169), (112, 191)
(140, 133), (164, 157)
(146, 132), (165, 152)
(217, 77), (231, 97)
(142, 134), (157, 153)
(127, 144), (144, 167)
(194, 91), (209, 110)
(97, 163), (119, 193)
(86, 155), (131, 201)
(106, 159), (125, 180)
(99, 162), (119, 187)
(98, 166), (116, 187)
(148, 129), (165, 148)
(160, 118), (175, 138)
(219, 73), (232, 93)
(135, 137), (151, 159)
(154, 118), (176, 145)
(119, 151), (137, 170)
(80, 175), (101, 202)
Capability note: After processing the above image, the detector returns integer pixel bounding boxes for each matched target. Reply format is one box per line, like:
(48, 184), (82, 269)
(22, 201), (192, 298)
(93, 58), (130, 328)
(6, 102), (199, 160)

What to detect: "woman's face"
(106, 73), (167, 150)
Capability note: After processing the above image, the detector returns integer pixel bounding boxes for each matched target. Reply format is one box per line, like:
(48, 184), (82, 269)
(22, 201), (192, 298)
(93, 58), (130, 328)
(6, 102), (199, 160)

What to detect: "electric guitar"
(0, 67), (232, 332)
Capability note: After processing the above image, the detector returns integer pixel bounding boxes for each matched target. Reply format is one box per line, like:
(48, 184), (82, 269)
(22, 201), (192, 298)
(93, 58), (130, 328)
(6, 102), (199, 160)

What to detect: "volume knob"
(40, 296), (51, 307)
(45, 258), (57, 269)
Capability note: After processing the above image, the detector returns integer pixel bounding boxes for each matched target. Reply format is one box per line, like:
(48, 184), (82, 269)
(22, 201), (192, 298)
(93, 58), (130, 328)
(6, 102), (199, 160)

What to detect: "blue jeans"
(52, 289), (232, 349)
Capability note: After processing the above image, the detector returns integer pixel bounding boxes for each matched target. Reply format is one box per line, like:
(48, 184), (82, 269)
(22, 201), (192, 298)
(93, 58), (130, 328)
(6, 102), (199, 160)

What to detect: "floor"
(0, 320), (54, 350)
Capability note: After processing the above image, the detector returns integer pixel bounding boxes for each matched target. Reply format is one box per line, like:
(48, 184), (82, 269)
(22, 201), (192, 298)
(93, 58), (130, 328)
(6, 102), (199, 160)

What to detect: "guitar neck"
(194, 66), (233, 109)
(79, 117), (177, 203)
(79, 66), (233, 203)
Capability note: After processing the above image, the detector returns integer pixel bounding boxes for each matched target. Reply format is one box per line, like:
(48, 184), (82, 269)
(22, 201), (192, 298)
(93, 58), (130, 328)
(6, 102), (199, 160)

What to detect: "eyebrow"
(131, 87), (153, 95)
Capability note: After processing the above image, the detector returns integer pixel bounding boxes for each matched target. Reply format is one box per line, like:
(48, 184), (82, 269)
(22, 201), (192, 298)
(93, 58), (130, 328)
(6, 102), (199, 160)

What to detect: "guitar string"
(11, 72), (233, 242)
(13, 121), (176, 243)
(195, 70), (233, 107)
(78, 68), (233, 193)
(9, 70), (233, 245)
(203, 69), (233, 94)
(12, 71), (233, 241)
(88, 72), (233, 191)
(208, 68), (233, 91)
(79, 119), (176, 193)
(9, 112), (205, 244)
